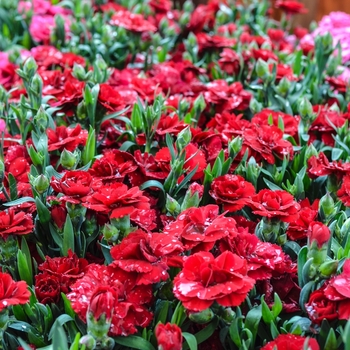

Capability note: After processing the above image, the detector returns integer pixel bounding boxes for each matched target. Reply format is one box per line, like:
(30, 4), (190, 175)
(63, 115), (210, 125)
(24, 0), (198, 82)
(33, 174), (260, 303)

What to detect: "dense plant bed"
(0, 0), (350, 349)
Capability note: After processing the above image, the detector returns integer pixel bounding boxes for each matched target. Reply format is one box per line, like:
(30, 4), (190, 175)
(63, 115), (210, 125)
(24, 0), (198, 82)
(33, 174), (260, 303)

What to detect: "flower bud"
(166, 194), (181, 215)
(0, 86), (8, 104)
(319, 193), (334, 221)
(276, 77), (291, 96)
(181, 183), (203, 211)
(176, 126), (191, 152)
(305, 144), (318, 162)
(228, 137), (243, 159)
(87, 286), (116, 339)
(31, 73), (43, 97)
(102, 223), (119, 243)
(79, 334), (96, 350)
(189, 308), (214, 324)
(34, 107), (49, 133)
(298, 97), (313, 121)
(193, 94), (206, 116)
(256, 59), (269, 79)
(183, 0), (194, 13)
(221, 307), (235, 324)
(33, 174), (49, 194)
(23, 57), (38, 79)
(319, 259), (338, 277)
(77, 100), (88, 120)
(250, 98), (262, 114)
(60, 149), (77, 170)
(73, 63), (87, 81)
(307, 221), (331, 266)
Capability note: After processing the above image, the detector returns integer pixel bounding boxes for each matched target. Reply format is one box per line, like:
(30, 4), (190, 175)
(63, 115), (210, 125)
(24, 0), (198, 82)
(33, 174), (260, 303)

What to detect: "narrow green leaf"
(182, 332), (197, 350)
(63, 215), (74, 256)
(114, 336), (156, 350)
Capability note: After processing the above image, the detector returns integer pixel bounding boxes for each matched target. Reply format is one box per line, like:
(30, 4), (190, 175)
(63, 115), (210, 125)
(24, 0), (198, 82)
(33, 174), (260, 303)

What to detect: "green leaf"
(8, 173), (18, 200)
(3, 197), (35, 206)
(17, 237), (33, 286)
(114, 336), (156, 350)
(297, 246), (308, 287)
(229, 317), (243, 347)
(244, 306), (262, 345)
(140, 180), (165, 193)
(263, 178), (283, 191)
(51, 323), (69, 350)
(82, 126), (96, 166)
(62, 215), (74, 256)
(272, 293), (283, 318)
(261, 297), (274, 324)
(193, 317), (219, 346)
(49, 315), (74, 340)
(155, 300), (169, 325)
(182, 332), (197, 350)
(299, 281), (315, 313)
(35, 197), (51, 223)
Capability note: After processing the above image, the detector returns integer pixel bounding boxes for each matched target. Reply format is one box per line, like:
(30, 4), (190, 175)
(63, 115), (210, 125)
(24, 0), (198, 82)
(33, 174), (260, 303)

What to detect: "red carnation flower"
(110, 230), (183, 285)
(275, 1), (308, 15)
(305, 284), (338, 325)
(219, 230), (295, 281)
(98, 84), (126, 112)
(38, 250), (88, 293)
(210, 175), (256, 212)
(47, 124), (88, 152)
(243, 125), (294, 164)
(218, 48), (241, 75)
(261, 334), (319, 350)
(110, 10), (157, 33)
(163, 204), (237, 252)
(338, 175), (350, 206)
(252, 49), (278, 62)
(248, 189), (300, 222)
(0, 208), (34, 239)
(251, 109), (299, 140)
(35, 273), (61, 304)
(0, 272), (30, 311)
(155, 323), (183, 350)
(51, 171), (92, 204)
(82, 182), (150, 219)
(287, 198), (319, 241)
(173, 251), (255, 312)
(307, 152), (350, 179)
(67, 264), (153, 336)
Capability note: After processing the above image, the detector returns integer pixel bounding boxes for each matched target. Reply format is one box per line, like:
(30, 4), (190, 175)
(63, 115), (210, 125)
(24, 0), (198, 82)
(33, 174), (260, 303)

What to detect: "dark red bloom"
(219, 231), (295, 281)
(155, 323), (182, 350)
(257, 273), (301, 313)
(261, 335), (319, 350)
(338, 175), (350, 206)
(305, 284), (338, 325)
(98, 84), (126, 112)
(110, 10), (157, 33)
(0, 208), (34, 239)
(248, 189), (300, 222)
(308, 221), (330, 248)
(308, 106), (346, 146)
(67, 264), (153, 336)
(218, 48), (241, 75)
(173, 251), (255, 312)
(110, 230), (183, 284)
(326, 77), (347, 93)
(0, 272), (30, 311)
(38, 250), (88, 293)
(88, 286), (117, 322)
(47, 124), (88, 152)
(287, 199), (319, 240)
(35, 273), (61, 304)
(323, 260), (350, 320)
(51, 171), (92, 204)
(251, 109), (299, 140)
(270, 63), (297, 82)
(163, 205), (237, 252)
(50, 202), (67, 229)
(307, 152), (350, 179)
(252, 49), (278, 62)
(82, 183), (150, 219)
(243, 125), (294, 164)
(210, 175), (255, 212)
(275, 1), (308, 15)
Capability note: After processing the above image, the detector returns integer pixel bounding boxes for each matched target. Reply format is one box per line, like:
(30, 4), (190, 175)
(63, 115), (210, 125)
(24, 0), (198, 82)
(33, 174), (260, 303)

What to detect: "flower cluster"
(0, 0), (350, 349)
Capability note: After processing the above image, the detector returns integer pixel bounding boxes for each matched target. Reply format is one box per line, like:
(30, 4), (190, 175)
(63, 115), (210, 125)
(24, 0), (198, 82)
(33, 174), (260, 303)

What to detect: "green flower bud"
(298, 97), (313, 120)
(256, 59), (269, 79)
(102, 223), (119, 243)
(34, 107), (49, 133)
(31, 73), (43, 97)
(23, 57), (38, 79)
(319, 259), (338, 277)
(189, 308), (214, 324)
(193, 94), (206, 116)
(60, 149), (77, 170)
(250, 98), (262, 114)
(176, 126), (191, 152)
(183, 0), (194, 13)
(319, 193), (335, 220)
(305, 144), (318, 162)
(228, 137), (242, 159)
(221, 308), (235, 324)
(33, 174), (50, 194)
(73, 63), (87, 81)
(276, 77), (291, 96)
(79, 334), (96, 350)
(166, 194), (181, 215)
